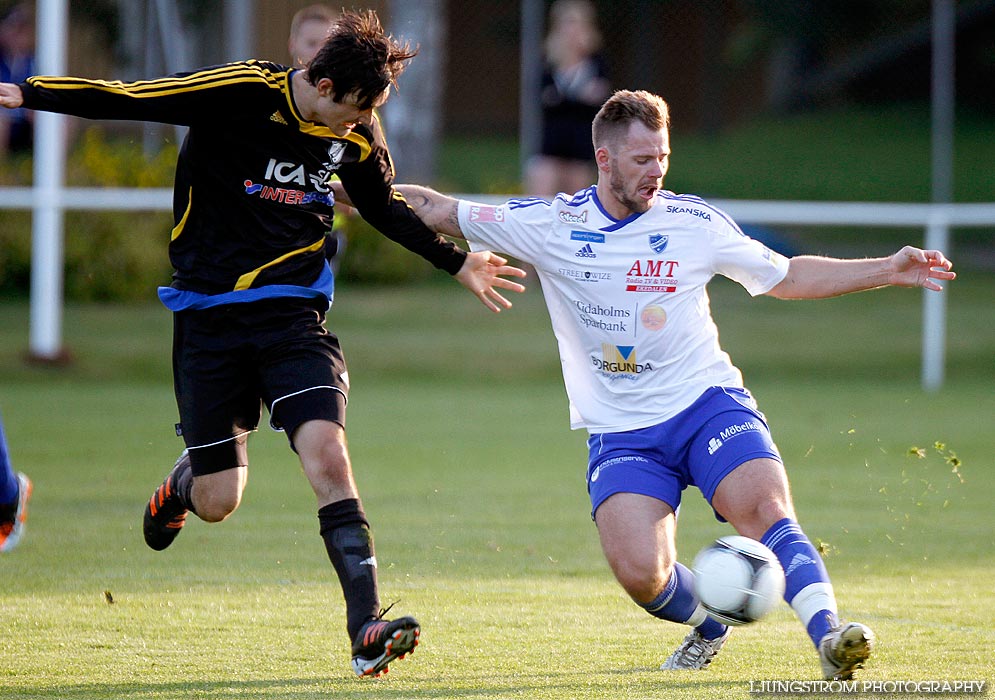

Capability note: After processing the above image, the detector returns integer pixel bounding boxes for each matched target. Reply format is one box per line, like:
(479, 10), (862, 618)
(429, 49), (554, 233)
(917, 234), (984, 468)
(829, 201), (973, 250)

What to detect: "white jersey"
(459, 187), (790, 433)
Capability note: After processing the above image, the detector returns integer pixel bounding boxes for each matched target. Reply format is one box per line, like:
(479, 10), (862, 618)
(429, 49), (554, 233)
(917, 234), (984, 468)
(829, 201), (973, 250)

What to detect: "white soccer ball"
(692, 535), (785, 626)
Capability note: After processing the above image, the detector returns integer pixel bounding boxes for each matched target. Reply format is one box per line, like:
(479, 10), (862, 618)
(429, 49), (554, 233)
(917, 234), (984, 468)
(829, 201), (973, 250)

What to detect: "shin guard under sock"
(640, 562), (728, 640)
(761, 517), (839, 647)
(318, 498), (380, 641)
(172, 454), (196, 514)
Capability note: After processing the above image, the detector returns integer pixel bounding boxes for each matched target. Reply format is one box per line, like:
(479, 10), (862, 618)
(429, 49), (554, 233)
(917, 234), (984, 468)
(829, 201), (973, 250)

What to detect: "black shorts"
(172, 296), (348, 475)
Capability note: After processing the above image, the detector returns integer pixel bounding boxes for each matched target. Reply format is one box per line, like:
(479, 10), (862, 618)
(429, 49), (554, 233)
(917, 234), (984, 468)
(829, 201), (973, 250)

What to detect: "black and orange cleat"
(0, 472), (32, 553)
(142, 451), (191, 551)
(350, 615), (420, 678)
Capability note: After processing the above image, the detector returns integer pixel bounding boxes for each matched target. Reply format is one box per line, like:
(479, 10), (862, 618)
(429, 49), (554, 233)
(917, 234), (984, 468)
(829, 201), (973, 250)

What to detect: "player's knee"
(298, 429), (355, 502)
(612, 554), (673, 603)
(729, 498), (793, 539)
(192, 484), (242, 522)
(196, 496), (239, 522)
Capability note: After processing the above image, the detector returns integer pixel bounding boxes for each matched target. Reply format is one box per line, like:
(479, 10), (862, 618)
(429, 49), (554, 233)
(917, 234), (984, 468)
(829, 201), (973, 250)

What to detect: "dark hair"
(305, 9), (418, 110)
(592, 90), (670, 149)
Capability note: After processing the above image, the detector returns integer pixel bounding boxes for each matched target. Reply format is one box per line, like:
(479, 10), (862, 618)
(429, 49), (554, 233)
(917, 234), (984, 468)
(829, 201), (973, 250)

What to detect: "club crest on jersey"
(309, 141), (350, 191)
(326, 141), (348, 168)
(649, 234), (669, 254)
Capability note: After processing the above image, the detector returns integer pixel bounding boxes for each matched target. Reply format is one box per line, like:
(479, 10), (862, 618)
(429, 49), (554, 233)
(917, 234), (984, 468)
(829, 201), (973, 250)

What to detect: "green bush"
(334, 213), (466, 285)
(0, 211), (32, 296)
(0, 127), (177, 301)
(63, 211), (174, 301)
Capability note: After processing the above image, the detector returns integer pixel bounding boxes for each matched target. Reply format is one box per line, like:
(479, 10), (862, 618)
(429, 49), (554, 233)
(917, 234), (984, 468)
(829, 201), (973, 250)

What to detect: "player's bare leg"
(595, 492), (729, 670)
(143, 436), (249, 551)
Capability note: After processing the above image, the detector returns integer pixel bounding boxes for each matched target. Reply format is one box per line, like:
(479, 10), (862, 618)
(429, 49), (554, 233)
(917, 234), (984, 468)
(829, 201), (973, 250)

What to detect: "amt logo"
(627, 260), (679, 277)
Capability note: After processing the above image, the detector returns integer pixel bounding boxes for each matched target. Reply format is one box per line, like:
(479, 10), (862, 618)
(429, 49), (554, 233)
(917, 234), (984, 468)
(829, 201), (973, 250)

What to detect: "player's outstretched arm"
(393, 184), (465, 239)
(395, 184), (526, 311)
(767, 246), (955, 300)
(331, 181), (463, 237)
(330, 181), (527, 312)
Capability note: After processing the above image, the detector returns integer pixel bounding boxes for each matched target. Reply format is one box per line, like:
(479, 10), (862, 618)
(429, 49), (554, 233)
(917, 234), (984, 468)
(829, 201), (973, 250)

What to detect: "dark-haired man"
(363, 90), (955, 680)
(0, 9), (524, 677)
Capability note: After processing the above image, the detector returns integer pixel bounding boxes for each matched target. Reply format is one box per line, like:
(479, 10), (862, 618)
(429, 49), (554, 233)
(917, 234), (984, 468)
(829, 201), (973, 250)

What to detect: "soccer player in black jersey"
(0, 9), (525, 678)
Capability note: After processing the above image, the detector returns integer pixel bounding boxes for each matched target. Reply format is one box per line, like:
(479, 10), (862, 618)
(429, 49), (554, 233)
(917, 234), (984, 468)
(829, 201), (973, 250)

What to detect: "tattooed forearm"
(446, 200), (461, 238)
(395, 184), (465, 238)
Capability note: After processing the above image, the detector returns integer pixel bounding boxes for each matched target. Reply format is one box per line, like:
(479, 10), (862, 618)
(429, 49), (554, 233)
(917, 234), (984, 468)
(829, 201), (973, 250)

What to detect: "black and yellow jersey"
(20, 60), (466, 297)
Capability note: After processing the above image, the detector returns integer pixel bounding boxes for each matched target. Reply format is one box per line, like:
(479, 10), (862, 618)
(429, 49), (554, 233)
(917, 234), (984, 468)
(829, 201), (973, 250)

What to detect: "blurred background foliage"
(0, 0), (992, 301)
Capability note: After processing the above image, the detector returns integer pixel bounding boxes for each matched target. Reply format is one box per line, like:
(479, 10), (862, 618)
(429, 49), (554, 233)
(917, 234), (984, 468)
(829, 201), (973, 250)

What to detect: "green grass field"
(1, 274), (993, 699)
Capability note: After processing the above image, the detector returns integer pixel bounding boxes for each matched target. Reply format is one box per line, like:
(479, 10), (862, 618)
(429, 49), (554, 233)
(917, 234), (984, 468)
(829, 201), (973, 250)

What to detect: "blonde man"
(344, 90), (955, 680)
(289, 4), (339, 67)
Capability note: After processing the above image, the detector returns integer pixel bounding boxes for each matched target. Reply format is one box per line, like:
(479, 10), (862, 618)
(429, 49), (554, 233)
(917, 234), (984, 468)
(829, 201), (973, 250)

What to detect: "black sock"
(173, 453), (196, 515)
(318, 498), (380, 642)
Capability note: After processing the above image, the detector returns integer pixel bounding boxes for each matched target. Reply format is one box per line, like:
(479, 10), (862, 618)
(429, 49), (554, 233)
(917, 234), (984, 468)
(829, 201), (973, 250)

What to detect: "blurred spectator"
(0, 2), (34, 157)
(526, 0), (610, 197)
(288, 4), (339, 67)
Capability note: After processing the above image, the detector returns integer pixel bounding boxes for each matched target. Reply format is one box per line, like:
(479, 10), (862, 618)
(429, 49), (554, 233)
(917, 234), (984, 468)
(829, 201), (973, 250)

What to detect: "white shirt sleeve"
(457, 198), (553, 265)
(708, 208), (790, 296)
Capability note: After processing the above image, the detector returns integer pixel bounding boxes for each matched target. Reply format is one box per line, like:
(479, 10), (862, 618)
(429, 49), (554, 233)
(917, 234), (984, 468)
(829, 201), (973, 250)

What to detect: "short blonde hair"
(290, 4), (339, 39)
(592, 90), (670, 149)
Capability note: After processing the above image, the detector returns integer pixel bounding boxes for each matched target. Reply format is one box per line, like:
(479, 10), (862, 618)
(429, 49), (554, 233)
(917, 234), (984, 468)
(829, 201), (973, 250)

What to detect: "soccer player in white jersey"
(336, 90), (955, 679)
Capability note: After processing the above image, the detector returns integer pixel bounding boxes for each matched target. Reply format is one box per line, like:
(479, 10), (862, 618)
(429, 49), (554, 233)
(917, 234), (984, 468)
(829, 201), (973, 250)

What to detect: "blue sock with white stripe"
(639, 562), (728, 641)
(0, 415), (19, 505)
(761, 518), (839, 648)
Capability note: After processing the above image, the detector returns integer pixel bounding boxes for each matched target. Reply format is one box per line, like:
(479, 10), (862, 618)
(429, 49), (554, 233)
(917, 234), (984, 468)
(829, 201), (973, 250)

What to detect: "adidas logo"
(785, 552), (815, 576)
(575, 244), (596, 258)
(359, 556), (378, 568)
(270, 111), (288, 125)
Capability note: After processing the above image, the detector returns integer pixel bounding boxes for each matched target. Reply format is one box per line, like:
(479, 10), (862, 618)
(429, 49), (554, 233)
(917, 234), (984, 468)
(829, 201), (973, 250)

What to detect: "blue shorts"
(586, 387), (782, 520)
